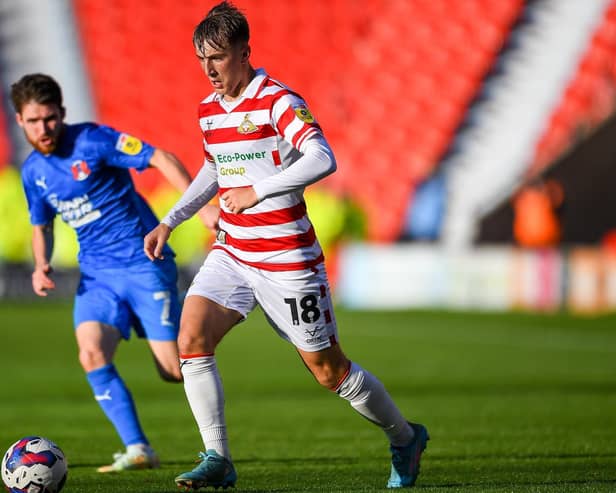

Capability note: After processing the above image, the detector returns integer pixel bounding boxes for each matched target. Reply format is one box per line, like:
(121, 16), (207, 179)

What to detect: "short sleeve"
(21, 170), (55, 226)
(87, 125), (155, 171)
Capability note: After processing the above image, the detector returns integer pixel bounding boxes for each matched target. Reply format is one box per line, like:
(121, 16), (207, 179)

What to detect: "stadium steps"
(439, 0), (612, 248)
(0, 0), (94, 165)
(528, 0), (616, 176)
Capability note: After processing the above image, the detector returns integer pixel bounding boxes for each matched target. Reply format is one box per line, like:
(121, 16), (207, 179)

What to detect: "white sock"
(180, 354), (230, 460)
(126, 443), (153, 455)
(335, 362), (414, 447)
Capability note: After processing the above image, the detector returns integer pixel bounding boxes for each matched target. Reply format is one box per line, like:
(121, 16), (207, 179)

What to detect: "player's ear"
(15, 112), (24, 127)
(60, 106), (66, 119)
(242, 45), (251, 62)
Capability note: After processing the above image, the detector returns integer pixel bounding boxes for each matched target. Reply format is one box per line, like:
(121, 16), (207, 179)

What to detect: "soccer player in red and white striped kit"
(144, 1), (428, 489)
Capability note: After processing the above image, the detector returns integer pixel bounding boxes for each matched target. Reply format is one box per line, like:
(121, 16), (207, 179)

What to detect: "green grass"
(1, 302), (615, 492)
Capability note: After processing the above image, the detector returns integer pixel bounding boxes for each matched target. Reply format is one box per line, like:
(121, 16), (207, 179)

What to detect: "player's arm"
(144, 161), (219, 260)
(221, 135), (336, 214)
(149, 148), (220, 230)
(31, 222), (56, 296)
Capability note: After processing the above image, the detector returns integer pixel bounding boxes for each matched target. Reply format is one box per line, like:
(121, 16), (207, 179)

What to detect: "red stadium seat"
(72, 0), (524, 241)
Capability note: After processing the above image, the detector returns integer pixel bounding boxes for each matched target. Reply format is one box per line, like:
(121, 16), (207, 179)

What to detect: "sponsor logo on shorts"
(305, 326), (323, 337)
(304, 325), (324, 344)
(305, 336), (325, 345)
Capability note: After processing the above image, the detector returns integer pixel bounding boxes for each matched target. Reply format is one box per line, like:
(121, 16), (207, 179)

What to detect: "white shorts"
(186, 248), (339, 352)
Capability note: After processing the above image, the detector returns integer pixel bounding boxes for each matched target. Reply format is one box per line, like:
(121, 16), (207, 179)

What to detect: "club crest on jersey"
(115, 133), (143, 155)
(71, 160), (91, 181)
(293, 104), (314, 123)
(237, 114), (258, 134)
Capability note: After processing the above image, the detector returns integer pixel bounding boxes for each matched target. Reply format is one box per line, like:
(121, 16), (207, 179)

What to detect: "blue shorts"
(73, 258), (180, 341)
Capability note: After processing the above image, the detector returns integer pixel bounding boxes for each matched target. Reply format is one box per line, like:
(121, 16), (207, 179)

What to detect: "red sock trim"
(180, 352), (214, 359)
(332, 361), (353, 392)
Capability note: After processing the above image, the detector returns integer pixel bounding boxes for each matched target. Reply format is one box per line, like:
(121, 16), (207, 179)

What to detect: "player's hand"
(32, 263), (55, 297)
(221, 187), (258, 214)
(198, 204), (220, 232)
(144, 223), (172, 261)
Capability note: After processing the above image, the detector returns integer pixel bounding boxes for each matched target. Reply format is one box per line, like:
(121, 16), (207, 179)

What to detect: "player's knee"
(313, 371), (338, 389)
(177, 329), (209, 354)
(78, 347), (107, 372)
(310, 363), (348, 390)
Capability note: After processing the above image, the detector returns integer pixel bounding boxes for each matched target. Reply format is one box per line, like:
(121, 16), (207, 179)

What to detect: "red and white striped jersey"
(197, 68), (333, 271)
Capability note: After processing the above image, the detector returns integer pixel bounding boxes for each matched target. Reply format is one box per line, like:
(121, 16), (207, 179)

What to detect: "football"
(1, 436), (67, 493)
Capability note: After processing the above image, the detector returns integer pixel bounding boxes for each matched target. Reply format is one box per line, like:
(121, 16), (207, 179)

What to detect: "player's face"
(196, 40), (250, 101)
(16, 101), (65, 155)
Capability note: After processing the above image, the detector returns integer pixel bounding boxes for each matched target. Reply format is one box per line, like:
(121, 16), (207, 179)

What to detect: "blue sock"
(86, 364), (148, 447)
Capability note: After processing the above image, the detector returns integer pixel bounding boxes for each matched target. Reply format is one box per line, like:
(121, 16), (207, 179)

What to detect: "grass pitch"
(1, 302), (615, 492)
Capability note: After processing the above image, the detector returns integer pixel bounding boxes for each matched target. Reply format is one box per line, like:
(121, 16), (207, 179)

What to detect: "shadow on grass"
(431, 451), (616, 461)
(425, 478), (616, 490)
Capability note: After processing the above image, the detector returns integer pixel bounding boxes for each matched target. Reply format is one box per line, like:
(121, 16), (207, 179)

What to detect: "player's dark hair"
(193, 1), (249, 53)
(10, 73), (63, 113)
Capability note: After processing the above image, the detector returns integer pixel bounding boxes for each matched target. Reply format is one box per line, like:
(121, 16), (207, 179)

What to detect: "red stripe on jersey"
(272, 149), (281, 165)
(276, 106), (297, 137)
(204, 124), (277, 144)
(220, 202), (307, 227)
(218, 186), (252, 193)
(324, 310), (332, 324)
(222, 226), (316, 252)
(212, 245), (325, 272)
(198, 82), (281, 118)
(320, 285), (327, 298)
(296, 127), (320, 150)
(234, 92), (279, 113)
(292, 125), (321, 149)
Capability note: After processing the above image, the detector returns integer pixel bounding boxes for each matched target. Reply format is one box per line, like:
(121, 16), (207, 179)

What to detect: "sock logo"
(95, 389), (112, 401)
(179, 360), (193, 370)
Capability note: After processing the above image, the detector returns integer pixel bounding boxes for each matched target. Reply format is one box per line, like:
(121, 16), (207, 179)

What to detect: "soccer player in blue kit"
(10, 73), (218, 473)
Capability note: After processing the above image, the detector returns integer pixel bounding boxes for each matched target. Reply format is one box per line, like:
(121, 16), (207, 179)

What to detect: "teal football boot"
(175, 450), (237, 490)
(387, 422), (429, 488)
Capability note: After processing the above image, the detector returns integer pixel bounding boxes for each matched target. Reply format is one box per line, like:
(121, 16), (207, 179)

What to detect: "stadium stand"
(3, 0), (616, 309)
(2, 0), (614, 245)
(438, 0), (612, 248)
(71, 0), (524, 241)
(528, 0), (616, 176)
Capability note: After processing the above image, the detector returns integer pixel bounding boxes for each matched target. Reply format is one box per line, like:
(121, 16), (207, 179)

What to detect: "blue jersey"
(21, 122), (173, 269)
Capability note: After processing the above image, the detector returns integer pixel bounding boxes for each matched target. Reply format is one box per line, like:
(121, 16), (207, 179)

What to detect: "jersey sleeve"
(161, 157), (219, 229)
(21, 167), (55, 226)
(88, 125), (155, 171)
(271, 93), (323, 153)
